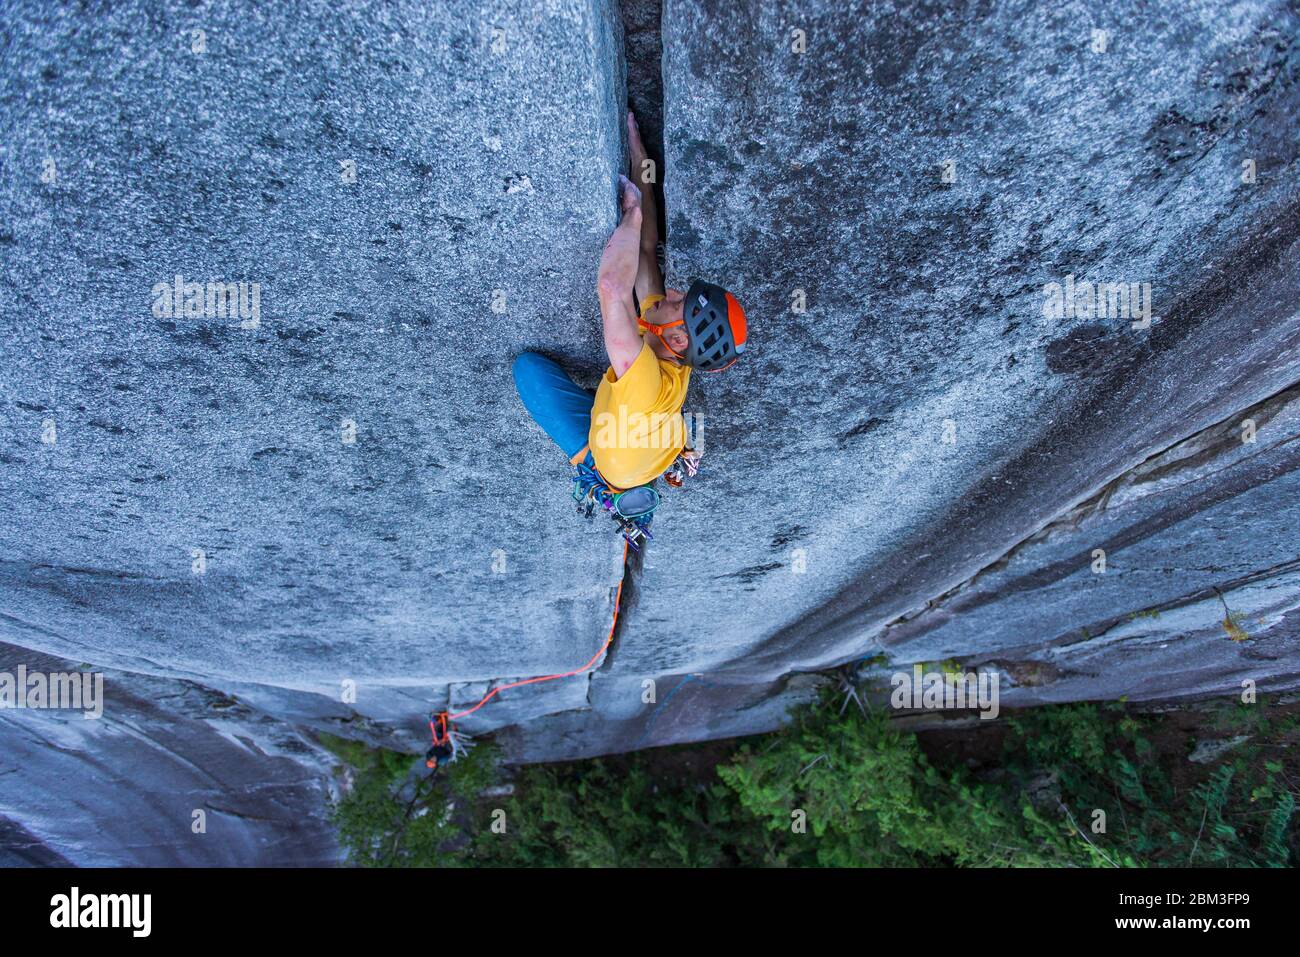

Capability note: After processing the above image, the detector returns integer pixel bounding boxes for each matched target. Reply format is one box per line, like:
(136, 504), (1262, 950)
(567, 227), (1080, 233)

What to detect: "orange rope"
(444, 541), (629, 721)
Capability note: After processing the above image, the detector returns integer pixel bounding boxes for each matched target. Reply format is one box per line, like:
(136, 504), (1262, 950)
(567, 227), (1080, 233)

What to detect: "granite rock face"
(0, 0), (627, 864)
(1, 0), (627, 690)
(607, 0), (1300, 731)
(2, 0), (1300, 860)
(0, 640), (339, 866)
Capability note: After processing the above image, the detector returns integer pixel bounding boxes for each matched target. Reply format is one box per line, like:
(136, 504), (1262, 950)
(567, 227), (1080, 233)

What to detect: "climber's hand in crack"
(598, 109), (746, 382)
(627, 110), (650, 187)
(619, 172), (641, 214)
(597, 111), (687, 372)
(624, 111), (698, 365)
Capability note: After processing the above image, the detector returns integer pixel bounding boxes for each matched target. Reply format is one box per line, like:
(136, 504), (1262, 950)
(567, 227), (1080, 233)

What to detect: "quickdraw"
(424, 711), (462, 773)
(663, 448), (701, 488)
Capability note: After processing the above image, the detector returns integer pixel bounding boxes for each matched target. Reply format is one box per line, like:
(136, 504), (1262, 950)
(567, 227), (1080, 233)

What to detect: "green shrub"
(472, 756), (768, 867)
(1001, 702), (1297, 868)
(328, 696), (1297, 868)
(327, 735), (497, 867)
(718, 699), (1041, 866)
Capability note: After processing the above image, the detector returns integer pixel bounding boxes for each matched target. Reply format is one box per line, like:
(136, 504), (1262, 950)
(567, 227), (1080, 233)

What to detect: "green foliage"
(472, 755), (770, 867)
(328, 697), (1298, 868)
(329, 737), (498, 867)
(717, 699), (1037, 866)
(999, 702), (1298, 868)
(1262, 792), (1295, 868)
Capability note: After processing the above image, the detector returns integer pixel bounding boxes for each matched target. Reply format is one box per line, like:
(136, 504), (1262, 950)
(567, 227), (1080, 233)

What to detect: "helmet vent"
(682, 280), (744, 372)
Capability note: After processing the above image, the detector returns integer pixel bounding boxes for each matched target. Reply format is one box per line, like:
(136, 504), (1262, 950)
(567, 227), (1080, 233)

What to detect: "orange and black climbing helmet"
(643, 279), (747, 372)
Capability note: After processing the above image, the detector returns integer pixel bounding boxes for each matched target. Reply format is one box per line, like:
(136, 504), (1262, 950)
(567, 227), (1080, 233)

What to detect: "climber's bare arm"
(627, 111), (664, 304)
(597, 175), (645, 378)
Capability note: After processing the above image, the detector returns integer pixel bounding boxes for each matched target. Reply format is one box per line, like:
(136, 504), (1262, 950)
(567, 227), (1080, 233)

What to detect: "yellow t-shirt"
(588, 296), (691, 489)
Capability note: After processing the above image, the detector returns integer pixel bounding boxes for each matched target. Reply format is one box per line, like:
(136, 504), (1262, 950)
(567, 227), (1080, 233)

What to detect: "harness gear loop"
(572, 461), (657, 551)
(664, 447), (701, 488)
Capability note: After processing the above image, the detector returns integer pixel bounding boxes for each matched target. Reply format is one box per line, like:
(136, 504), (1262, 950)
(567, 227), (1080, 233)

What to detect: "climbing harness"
(571, 461), (658, 552)
(426, 542), (630, 771)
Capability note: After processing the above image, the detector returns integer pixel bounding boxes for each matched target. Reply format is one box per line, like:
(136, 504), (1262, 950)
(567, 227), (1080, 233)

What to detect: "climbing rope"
(426, 540), (630, 771)
(423, 449), (697, 770)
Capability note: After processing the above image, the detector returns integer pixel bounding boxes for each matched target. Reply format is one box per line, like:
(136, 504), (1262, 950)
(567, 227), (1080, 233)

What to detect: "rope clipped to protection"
(426, 541), (630, 772)
(424, 711), (472, 773)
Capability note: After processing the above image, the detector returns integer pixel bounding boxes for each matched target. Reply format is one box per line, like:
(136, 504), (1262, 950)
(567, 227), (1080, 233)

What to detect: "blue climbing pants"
(512, 352), (596, 468)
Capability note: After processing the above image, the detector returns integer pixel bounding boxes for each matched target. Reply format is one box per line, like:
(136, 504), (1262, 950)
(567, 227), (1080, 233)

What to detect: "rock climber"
(511, 110), (748, 541)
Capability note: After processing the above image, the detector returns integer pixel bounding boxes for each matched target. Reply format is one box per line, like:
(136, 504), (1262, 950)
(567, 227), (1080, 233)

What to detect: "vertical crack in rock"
(4, 0), (1299, 831)
(469, 1), (658, 715)
(597, 541), (641, 676)
(620, 0), (666, 242)
(594, 0), (664, 679)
